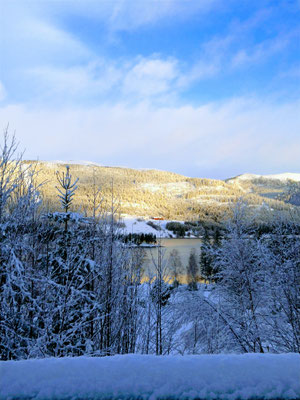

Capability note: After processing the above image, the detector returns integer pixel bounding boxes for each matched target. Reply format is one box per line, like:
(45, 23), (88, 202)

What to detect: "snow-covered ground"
(141, 182), (193, 194)
(1, 353), (299, 400)
(121, 215), (176, 237)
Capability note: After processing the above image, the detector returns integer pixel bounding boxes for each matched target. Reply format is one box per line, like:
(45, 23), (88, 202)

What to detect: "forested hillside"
(27, 161), (293, 223)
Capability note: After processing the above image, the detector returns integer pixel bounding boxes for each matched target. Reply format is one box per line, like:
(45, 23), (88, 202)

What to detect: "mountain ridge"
(228, 172), (300, 183)
(40, 160), (300, 183)
(26, 160), (297, 223)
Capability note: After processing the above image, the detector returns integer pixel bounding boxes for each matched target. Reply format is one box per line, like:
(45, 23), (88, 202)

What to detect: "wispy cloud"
(46, 0), (220, 31)
(231, 35), (292, 68)
(28, 62), (122, 100)
(1, 3), (90, 67)
(189, 8), (299, 79)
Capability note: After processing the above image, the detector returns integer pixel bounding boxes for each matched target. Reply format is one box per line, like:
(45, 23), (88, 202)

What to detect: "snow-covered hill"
(229, 172), (300, 182)
(24, 160), (299, 221)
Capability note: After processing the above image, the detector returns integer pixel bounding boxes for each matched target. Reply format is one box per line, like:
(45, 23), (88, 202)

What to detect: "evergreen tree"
(56, 165), (79, 232)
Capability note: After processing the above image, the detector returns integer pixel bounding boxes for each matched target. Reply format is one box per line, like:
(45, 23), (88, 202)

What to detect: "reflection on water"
(142, 238), (202, 282)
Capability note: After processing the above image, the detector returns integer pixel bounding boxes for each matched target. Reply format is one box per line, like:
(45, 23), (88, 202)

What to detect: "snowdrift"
(1, 353), (299, 400)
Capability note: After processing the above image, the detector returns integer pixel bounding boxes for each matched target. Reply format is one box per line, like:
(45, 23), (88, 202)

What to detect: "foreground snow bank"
(1, 354), (299, 400)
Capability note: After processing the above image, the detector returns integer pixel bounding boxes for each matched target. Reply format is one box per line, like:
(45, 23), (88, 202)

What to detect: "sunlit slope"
(227, 173), (300, 205)
(28, 161), (291, 221)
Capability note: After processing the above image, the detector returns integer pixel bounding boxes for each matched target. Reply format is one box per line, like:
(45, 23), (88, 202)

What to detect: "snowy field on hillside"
(1, 353), (299, 400)
(121, 215), (176, 237)
(231, 173), (300, 182)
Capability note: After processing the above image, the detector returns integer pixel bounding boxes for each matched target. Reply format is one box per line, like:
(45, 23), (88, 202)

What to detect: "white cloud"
(1, 97), (299, 178)
(122, 58), (179, 97)
(25, 56), (181, 104)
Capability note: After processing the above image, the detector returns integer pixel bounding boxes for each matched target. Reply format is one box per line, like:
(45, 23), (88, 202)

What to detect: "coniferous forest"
(0, 131), (299, 361)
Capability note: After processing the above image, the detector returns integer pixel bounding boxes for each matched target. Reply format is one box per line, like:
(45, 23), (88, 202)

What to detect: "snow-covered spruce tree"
(212, 201), (267, 353)
(38, 165), (96, 357)
(43, 228), (94, 357)
(56, 165), (78, 233)
(50, 165), (79, 284)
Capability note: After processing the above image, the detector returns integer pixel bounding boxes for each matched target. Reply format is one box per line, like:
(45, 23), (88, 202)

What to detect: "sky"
(0, 0), (300, 179)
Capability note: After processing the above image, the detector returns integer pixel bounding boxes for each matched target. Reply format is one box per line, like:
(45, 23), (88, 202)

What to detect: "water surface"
(142, 238), (202, 281)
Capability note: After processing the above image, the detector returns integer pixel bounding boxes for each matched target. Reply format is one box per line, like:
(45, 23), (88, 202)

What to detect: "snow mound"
(1, 353), (299, 400)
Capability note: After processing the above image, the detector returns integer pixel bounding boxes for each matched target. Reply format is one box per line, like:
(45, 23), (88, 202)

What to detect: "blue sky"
(0, 0), (299, 179)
